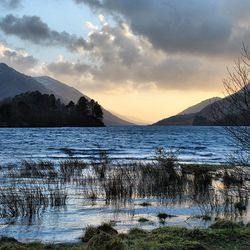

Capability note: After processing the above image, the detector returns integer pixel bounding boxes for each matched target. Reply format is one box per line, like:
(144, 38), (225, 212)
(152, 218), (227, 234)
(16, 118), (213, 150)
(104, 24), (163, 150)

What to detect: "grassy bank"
(1, 220), (250, 250)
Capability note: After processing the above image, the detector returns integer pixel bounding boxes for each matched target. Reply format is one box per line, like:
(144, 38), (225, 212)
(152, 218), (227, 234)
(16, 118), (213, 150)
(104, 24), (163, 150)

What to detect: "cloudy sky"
(0, 0), (249, 123)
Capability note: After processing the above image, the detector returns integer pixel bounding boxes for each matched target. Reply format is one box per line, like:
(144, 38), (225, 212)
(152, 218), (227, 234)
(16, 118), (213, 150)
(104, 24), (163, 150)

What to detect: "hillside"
(153, 97), (221, 126)
(0, 63), (51, 100)
(0, 64), (133, 126)
(153, 114), (196, 126)
(35, 76), (133, 126)
(178, 97), (221, 115)
(154, 88), (250, 126)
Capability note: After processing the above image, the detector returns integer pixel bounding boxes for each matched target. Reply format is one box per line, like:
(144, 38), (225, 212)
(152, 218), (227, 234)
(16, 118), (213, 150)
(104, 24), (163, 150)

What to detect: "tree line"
(0, 91), (104, 127)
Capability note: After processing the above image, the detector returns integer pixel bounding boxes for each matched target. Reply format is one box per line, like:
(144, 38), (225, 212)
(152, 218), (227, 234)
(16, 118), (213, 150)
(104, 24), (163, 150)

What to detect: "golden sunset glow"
(88, 90), (224, 123)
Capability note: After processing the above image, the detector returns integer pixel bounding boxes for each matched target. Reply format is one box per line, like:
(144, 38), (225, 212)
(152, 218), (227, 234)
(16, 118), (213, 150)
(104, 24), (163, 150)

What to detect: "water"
(0, 126), (235, 165)
(0, 126), (246, 244)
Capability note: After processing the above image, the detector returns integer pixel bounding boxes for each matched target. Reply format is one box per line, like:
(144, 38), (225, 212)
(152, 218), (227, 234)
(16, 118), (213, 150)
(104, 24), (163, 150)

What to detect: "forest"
(0, 91), (104, 127)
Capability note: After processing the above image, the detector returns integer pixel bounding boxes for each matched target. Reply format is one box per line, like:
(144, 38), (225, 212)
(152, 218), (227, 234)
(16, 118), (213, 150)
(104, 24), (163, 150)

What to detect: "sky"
(0, 0), (249, 123)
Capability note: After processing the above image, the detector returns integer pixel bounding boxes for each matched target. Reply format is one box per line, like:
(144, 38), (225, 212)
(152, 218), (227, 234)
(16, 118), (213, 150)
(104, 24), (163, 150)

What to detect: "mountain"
(35, 76), (133, 126)
(34, 76), (88, 104)
(154, 87), (250, 126)
(0, 63), (50, 101)
(109, 110), (149, 125)
(178, 97), (221, 115)
(153, 114), (196, 126)
(0, 63), (133, 126)
(153, 97), (221, 126)
(192, 88), (250, 126)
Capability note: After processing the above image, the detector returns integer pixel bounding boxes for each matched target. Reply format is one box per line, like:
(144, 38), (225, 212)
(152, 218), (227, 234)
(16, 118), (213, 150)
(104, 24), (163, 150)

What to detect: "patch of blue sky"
(0, 0), (115, 63)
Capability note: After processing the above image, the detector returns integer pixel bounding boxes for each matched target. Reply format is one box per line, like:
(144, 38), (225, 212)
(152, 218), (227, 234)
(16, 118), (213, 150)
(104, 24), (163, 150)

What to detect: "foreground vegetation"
(0, 149), (248, 223)
(0, 149), (249, 249)
(1, 220), (250, 250)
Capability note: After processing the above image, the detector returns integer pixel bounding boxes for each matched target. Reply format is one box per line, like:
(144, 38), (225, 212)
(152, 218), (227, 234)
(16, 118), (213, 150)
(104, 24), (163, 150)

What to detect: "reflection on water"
(0, 156), (249, 243)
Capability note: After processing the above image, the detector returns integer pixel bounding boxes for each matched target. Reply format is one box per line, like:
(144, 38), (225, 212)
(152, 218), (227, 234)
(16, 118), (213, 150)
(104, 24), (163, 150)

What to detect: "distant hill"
(35, 76), (134, 126)
(153, 114), (196, 126)
(178, 97), (221, 115)
(153, 97), (221, 126)
(0, 63), (51, 100)
(154, 90), (250, 126)
(35, 76), (88, 104)
(0, 63), (133, 126)
(192, 89), (250, 126)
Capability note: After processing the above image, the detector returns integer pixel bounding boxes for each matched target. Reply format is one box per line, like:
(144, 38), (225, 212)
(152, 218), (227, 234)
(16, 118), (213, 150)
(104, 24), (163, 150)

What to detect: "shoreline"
(1, 221), (250, 250)
(0, 158), (249, 245)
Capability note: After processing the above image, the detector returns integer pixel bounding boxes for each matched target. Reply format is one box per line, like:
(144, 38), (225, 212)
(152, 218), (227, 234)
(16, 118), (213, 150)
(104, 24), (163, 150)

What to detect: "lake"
(0, 126), (248, 244)
(0, 126), (235, 165)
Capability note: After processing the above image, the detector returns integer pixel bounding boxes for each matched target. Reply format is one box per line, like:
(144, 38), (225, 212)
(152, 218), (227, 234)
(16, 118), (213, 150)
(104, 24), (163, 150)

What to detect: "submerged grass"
(0, 149), (249, 223)
(1, 221), (250, 250)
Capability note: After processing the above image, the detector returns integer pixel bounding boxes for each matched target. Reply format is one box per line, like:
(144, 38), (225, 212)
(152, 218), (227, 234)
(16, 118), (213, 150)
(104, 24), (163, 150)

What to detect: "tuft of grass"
(82, 226), (99, 242)
(138, 217), (150, 223)
(209, 219), (242, 229)
(192, 215), (212, 221)
(157, 213), (176, 220)
(97, 223), (118, 235)
(138, 202), (151, 207)
(82, 223), (118, 243)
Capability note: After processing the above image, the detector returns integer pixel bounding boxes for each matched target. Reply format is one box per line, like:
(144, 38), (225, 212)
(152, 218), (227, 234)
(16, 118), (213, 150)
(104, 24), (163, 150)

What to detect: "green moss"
(209, 219), (242, 229)
(1, 223), (250, 250)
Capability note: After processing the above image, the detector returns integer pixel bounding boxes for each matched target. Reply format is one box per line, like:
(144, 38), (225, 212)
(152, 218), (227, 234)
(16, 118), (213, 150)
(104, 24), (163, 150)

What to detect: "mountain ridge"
(35, 76), (134, 126)
(178, 97), (222, 115)
(153, 97), (222, 126)
(0, 63), (133, 126)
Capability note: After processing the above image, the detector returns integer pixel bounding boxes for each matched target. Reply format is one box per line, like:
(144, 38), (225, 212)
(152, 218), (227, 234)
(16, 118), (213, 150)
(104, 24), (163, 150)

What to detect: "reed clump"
(0, 148), (248, 224)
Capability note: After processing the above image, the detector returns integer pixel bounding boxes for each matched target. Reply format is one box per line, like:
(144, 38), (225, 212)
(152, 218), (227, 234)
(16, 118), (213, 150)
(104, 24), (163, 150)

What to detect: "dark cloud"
(0, 0), (22, 9)
(74, 0), (250, 56)
(0, 15), (92, 52)
(46, 22), (225, 92)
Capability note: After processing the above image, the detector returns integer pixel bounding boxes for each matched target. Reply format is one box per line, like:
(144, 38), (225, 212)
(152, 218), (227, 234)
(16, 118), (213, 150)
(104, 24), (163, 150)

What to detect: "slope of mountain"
(0, 63), (50, 101)
(109, 110), (149, 125)
(154, 87), (250, 126)
(35, 76), (134, 126)
(0, 64), (133, 126)
(153, 114), (195, 126)
(153, 97), (221, 126)
(178, 97), (221, 115)
(34, 76), (88, 104)
(192, 89), (250, 126)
